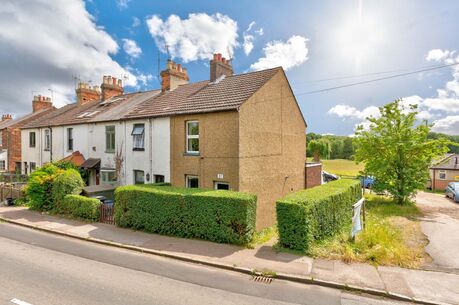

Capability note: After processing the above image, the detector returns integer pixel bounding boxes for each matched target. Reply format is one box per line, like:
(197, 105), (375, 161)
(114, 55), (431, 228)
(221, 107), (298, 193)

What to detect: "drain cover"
(251, 275), (274, 284)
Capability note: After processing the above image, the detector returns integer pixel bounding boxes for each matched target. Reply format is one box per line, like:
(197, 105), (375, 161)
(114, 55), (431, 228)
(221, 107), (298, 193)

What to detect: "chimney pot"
(160, 59), (189, 92)
(101, 75), (124, 101)
(210, 53), (233, 82)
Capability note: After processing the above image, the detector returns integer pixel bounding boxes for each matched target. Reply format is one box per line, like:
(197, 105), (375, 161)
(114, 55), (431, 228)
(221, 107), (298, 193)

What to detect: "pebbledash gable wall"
(170, 69), (306, 229)
(238, 70), (306, 229)
(170, 111), (240, 192)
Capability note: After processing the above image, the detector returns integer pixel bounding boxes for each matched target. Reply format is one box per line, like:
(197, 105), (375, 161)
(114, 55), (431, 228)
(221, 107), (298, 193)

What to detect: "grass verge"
(308, 194), (428, 268)
(307, 158), (364, 177)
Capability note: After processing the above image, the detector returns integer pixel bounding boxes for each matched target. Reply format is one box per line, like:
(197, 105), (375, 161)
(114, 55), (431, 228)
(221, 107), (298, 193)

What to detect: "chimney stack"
(1, 114), (12, 122)
(32, 95), (53, 113)
(210, 53), (233, 82)
(76, 82), (101, 105)
(101, 76), (124, 101)
(160, 59), (189, 92)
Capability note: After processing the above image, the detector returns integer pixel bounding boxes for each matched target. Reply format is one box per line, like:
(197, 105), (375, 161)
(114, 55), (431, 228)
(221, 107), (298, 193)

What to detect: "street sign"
(351, 198), (365, 238)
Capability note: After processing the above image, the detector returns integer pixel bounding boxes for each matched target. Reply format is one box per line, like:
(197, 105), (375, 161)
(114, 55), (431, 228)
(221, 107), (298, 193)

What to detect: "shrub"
(115, 185), (257, 245)
(61, 194), (100, 221)
(53, 169), (85, 213)
(276, 179), (362, 252)
(26, 164), (61, 211)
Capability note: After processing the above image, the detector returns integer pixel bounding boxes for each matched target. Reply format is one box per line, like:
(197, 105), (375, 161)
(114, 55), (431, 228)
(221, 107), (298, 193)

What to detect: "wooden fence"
(99, 203), (115, 224)
(0, 184), (25, 202)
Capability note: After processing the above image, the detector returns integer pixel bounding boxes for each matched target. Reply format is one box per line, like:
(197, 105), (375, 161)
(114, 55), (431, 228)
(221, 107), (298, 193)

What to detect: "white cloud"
(250, 35), (309, 71)
(132, 17), (140, 28)
(122, 38), (142, 59)
(328, 104), (380, 120)
(426, 49), (452, 62)
(242, 21), (263, 56)
(243, 34), (255, 56)
(116, 0), (131, 9)
(137, 73), (153, 86)
(432, 116), (459, 135)
(146, 13), (238, 62)
(0, 0), (137, 113)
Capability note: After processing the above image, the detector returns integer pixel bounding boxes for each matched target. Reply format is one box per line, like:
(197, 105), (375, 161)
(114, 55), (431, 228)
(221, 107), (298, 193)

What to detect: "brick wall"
(305, 163), (322, 188)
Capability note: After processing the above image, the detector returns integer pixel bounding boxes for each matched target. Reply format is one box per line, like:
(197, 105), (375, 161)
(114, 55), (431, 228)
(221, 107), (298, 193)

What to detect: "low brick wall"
(305, 163), (322, 189)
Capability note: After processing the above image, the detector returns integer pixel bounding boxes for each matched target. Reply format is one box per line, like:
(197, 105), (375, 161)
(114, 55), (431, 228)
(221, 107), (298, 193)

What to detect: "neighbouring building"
(21, 54), (307, 228)
(305, 162), (322, 188)
(429, 154), (459, 190)
(0, 96), (54, 174)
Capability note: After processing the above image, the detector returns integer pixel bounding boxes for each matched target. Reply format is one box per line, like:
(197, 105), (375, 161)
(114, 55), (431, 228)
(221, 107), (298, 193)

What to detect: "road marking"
(10, 298), (34, 305)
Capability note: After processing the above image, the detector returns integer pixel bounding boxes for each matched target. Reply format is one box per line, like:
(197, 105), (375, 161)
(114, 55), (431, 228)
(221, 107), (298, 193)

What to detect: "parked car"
(360, 176), (375, 189)
(445, 182), (459, 202)
(323, 171), (338, 183)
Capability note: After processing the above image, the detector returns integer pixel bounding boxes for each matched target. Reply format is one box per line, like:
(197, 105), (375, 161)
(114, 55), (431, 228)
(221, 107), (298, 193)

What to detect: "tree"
(308, 139), (330, 162)
(354, 100), (450, 204)
(342, 137), (354, 159)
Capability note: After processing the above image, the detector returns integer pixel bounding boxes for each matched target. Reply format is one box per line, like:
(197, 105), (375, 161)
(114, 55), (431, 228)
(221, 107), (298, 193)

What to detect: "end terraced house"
(21, 54), (306, 228)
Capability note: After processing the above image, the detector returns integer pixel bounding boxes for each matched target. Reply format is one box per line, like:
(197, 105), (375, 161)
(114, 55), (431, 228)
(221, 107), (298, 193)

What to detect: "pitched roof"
(23, 67), (283, 128)
(23, 90), (160, 129)
(431, 154), (459, 170)
(0, 107), (56, 130)
(124, 67), (281, 119)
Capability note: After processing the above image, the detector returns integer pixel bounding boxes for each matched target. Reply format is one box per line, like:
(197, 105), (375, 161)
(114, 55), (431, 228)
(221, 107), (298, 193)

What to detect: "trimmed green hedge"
(52, 168), (85, 212)
(60, 194), (100, 221)
(276, 179), (362, 252)
(114, 185), (257, 245)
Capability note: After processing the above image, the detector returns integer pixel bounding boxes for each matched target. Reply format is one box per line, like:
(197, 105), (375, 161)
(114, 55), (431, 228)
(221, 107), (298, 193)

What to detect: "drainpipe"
(149, 118), (153, 182)
(49, 126), (53, 162)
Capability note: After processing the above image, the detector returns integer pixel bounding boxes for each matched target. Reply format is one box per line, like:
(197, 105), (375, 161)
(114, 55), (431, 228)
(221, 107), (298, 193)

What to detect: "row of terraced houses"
(2, 55), (308, 228)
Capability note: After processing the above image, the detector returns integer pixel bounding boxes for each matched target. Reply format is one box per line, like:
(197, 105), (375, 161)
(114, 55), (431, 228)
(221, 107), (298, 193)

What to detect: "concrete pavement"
(0, 223), (408, 305)
(0, 205), (458, 305)
(415, 192), (459, 272)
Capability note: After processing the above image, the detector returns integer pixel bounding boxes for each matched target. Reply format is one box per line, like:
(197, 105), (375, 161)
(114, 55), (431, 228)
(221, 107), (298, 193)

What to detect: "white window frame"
(439, 170), (446, 180)
(0, 160), (5, 171)
(131, 124), (145, 150)
(105, 125), (116, 153)
(186, 121), (199, 154)
(44, 129), (51, 151)
(214, 182), (230, 190)
(30, 162), (36, 172)
(67, 128), (73, 151)
(100, 169), (117, 184)
(186, 175), (199, 188)
(29, 132), (36, 148)
(134, 170), (145, 184)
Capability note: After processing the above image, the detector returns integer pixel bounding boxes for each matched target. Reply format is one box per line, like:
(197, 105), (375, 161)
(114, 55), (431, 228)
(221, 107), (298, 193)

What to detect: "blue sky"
(1, 0), (459, 135)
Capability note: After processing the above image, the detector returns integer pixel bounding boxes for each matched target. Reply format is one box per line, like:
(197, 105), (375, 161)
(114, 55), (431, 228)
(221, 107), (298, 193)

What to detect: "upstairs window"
(186, 121), (199, 154)
(131, 124), (145, 150)
(29, 132), (36, 148)
(105, 125), (115, 153)
(67, 128), (73, 151)
(44, 129), (51, 151)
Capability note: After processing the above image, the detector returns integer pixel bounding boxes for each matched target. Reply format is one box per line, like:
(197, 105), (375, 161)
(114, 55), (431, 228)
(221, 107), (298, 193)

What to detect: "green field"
(308, 158), (364, 177)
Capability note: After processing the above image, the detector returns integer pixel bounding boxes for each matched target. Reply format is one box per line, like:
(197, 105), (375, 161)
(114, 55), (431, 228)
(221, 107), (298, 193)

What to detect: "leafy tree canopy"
(354, 100), (451, 204)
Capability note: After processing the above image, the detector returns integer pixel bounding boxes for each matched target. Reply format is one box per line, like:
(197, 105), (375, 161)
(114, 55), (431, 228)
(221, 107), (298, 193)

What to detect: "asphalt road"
(0, 223), (409, 305)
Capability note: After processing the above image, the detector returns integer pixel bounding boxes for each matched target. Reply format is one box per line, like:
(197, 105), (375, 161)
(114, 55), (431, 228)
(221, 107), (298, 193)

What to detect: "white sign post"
(351, 198), (365, 239)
